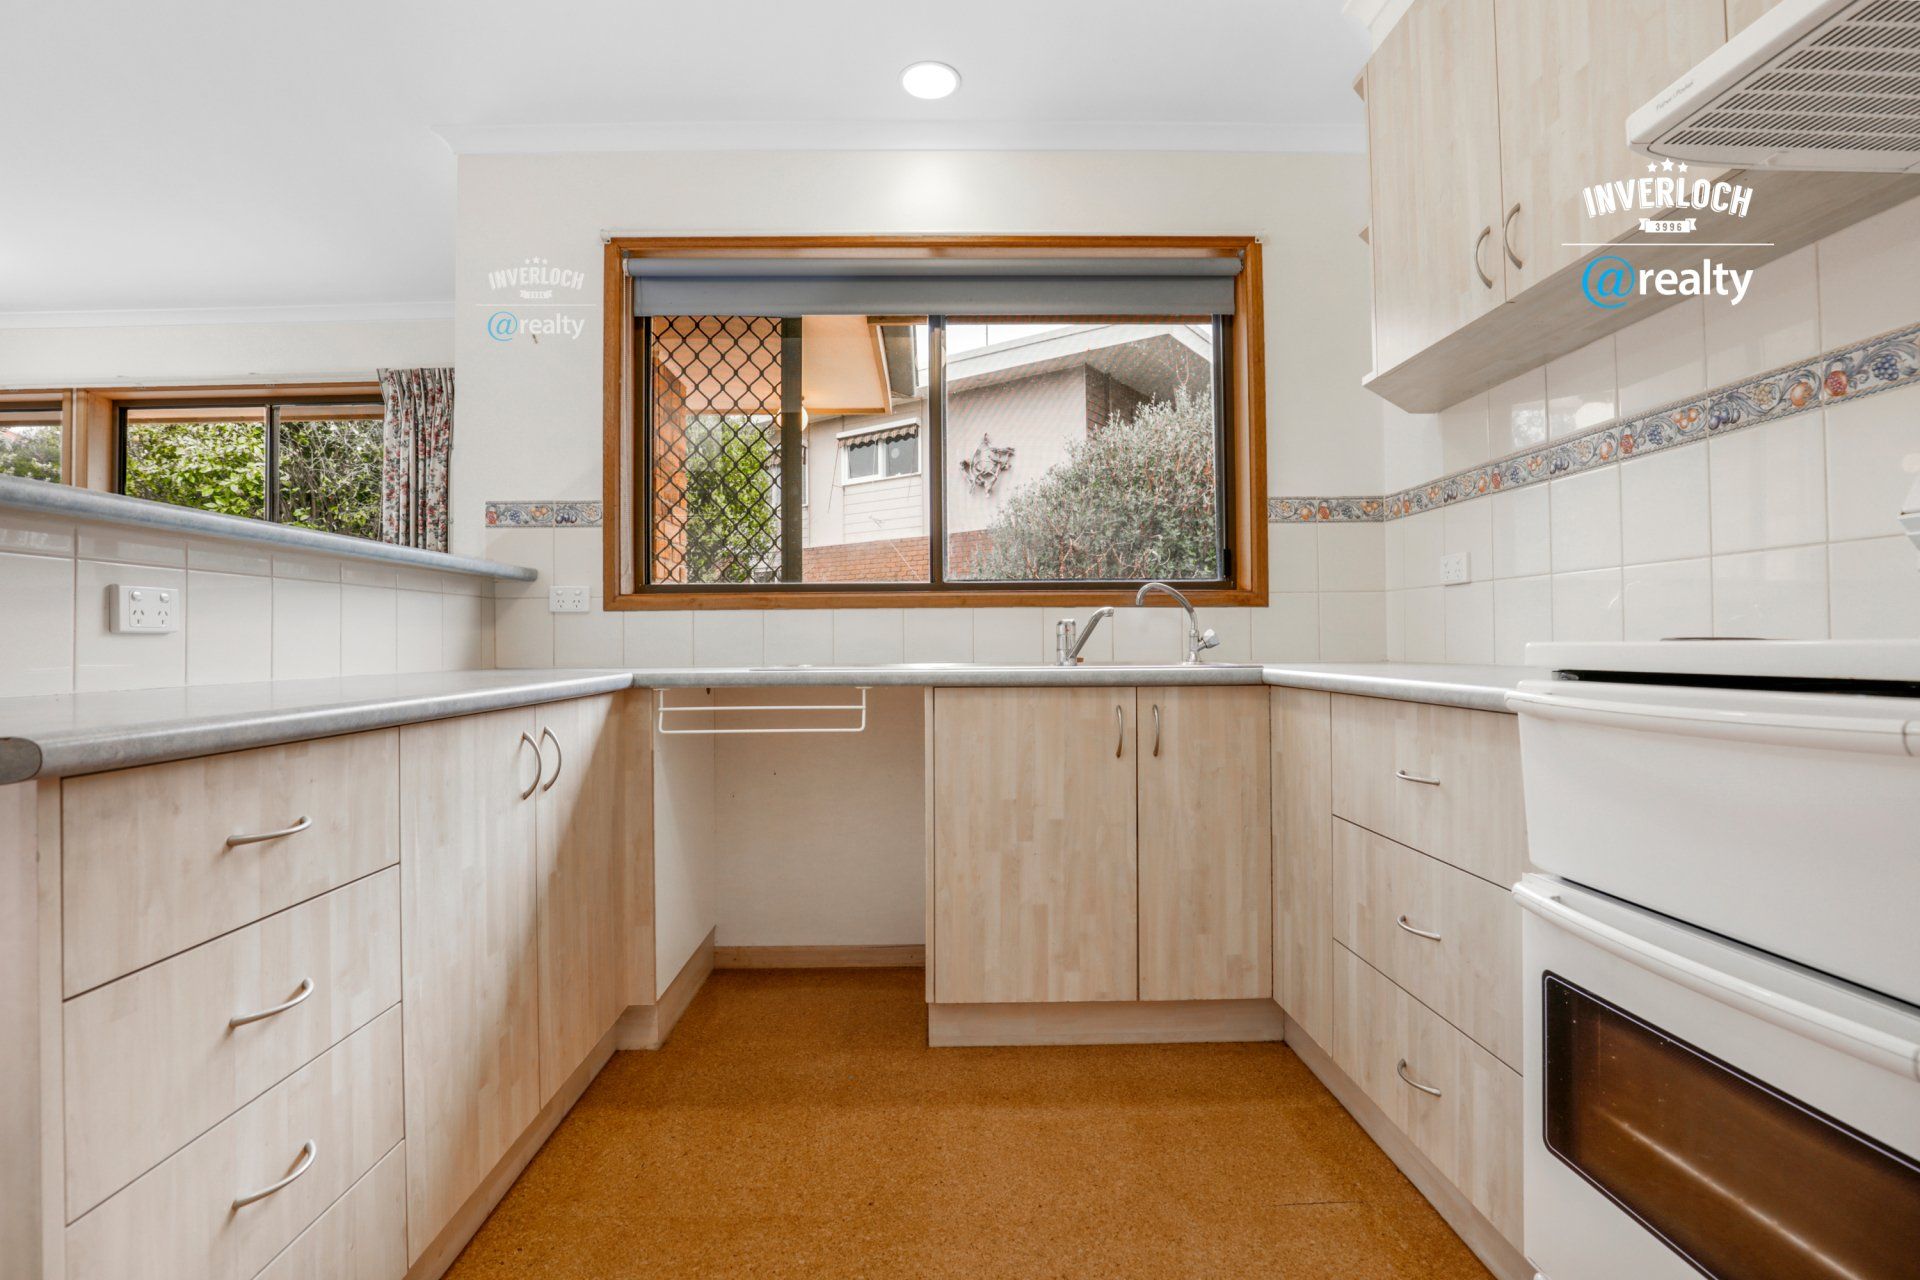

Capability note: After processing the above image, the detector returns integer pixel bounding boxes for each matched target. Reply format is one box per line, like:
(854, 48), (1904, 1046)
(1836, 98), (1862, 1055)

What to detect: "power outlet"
(109, 584), (180, 633)
(1439, 552), (1472, 585)
(548, 586), (590, 614)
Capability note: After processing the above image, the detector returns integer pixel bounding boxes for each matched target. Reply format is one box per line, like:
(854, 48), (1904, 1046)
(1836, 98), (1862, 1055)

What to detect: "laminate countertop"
(0, 663), (1543, 783)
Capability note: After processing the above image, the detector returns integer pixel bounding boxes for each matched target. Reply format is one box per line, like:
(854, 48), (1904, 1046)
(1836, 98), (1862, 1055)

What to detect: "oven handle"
(1504, 690), (1917, 757)
(1513, 881), (1920, 1082)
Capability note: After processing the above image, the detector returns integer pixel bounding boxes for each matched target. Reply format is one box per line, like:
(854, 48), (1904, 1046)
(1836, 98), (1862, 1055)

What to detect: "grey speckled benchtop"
(0, 475), (537, 582)
(0, 663), (1543, 783)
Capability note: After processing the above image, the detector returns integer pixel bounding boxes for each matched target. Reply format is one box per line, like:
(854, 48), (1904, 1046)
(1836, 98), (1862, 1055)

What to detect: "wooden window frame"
(601, 235), (1267, 611)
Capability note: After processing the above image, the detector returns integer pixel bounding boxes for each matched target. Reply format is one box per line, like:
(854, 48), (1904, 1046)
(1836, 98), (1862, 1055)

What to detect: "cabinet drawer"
(62, 730), (401, 995)
(1329, 694), (1526, 885)
(1332, 945), (1521, 1245)
(63, 868), (402, 1219)
(65, 1006), (403, 1280)
(254, 1142), (407, 1280)
(1332, 819), (1520, 1069)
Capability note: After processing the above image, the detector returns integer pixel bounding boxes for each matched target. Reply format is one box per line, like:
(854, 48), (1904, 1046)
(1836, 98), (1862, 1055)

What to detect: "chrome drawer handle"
(1394, 770), (1441, 787)
(1152, 703), (1162, 758)
(1115, 705), (1124, 758)
(233, 1140), (316, 1209)
(225, 816), (312, 847)
(229, 977), (314, 1029)
(1396, 915), (1442, 942)
(1396, 1059), (1442, 1098)
(517, 731), (540, 800)
(1473, 226), (1494, 289)
(538, 726), (564, 792)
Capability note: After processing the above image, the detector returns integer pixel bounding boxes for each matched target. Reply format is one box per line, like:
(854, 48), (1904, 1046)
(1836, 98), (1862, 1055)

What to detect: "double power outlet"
(108, 584), (179, 634)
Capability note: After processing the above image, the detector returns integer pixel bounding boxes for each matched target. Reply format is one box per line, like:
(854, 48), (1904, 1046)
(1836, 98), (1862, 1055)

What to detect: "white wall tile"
(1268, 524), (1318, 593)
(1487, 368), (1549, 456)
(0, 508), (75, 558)
(833, 609), (905, 664)
(1550, 468), (1622, 573)
(1113, 606), (1184, 664)
(692, 611), (764, 667)
(1318, 591), (1386, 661)
(1552, 569), (1624, 642)
(1623, 558), (1713, 642)
(1382, 404), (1443, 493)
(339, 584), (399, 677)
(339, 560), (399, 589)
(1384, 589), (1406, 661)
(270, 578), (342, 680)
(553, 603), (624, 667)
(762, 610), (834, 666)
(906, 609), (975, 664)
(551, 528), (601, 591)
(1443, 496), (1494, 583)
(1708, 415), (1827, 554)
(1491, 485), (1551, 580)
(186, 571), (273, 686)
(398, 588), (447, 672)
(78, 526), (188, 570)
(1825, 394), (1920, 544)
(1195, 607), (1251, 662)
(1251, 594), (1319, 661)
(1402, 586), (1445, 662)
(1829, 537), (1920, 640)
(972, 608), (1044, 665)
(1712, 546), (1829, 639)
(1316, 522), (1385, 591)
(1545, 337), (1617, 442)
(1616, 299), (1706, 419)
(1493, 576), (1552, 666)
(1401, 508), (1445, 588)
(270, 552), (342, 583)
(186, 536), (271, 576)
(0, 551), (73, 695)
(1042, 606), (1108, 664)
(1704, 245), (1819, 388)
(1818, 194), (1920, 349)
(75, 559), (184, 691)
(1620, 446), (1711, 565)
(484, 527), (552, 598)
(441, 592), (494, 670)
(1439, 393), (1491, 473)
(1383, 519), (1405, 592)
(491, 595), (551, 669)
(625, 611), (694, 667)
(1442, 580), (1493, 664)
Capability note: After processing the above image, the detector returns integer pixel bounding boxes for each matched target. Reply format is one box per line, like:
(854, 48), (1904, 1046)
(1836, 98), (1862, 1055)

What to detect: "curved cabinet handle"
(1396, 1059), (1443, 1098)
(1473, 226), (1494, 289)
(1152, 704), (1162, 758)
(1396, 915), (1442, 942)
(539, 726), (564, 793)
(1114, 706), (1125, 758)
(1502, 202), (1524, 269)
(1395, 769), (1442, 787)
(233, 1140), (316, 1210)
(229, 977), (314, 1029)
(225, 816), (311, 848)
(517, 732), (540, 800)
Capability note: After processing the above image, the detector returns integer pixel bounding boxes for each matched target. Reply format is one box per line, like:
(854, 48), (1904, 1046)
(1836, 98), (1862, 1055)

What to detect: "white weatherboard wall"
(1379, 196), (1920, 662)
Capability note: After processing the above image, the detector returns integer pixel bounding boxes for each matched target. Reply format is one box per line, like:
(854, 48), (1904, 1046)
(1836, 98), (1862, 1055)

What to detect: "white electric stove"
(1509, 639), (1920, 1280)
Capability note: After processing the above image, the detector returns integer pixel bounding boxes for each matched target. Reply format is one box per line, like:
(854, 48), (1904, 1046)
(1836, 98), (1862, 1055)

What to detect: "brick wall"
(801, 529), (998, 582)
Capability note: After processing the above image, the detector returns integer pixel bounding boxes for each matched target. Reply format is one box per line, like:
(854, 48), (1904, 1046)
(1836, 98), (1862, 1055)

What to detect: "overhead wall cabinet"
(1361, 0), (1920, 410)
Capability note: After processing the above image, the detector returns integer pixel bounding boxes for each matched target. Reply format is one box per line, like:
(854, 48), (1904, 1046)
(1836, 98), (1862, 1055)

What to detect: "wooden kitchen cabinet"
(1365, 0), (1508, 374)
(1138, 686), (1271, 1001)
(1271, 687), (1334, 1047)
(399, 707), (544, 1263)
(1493, 0), (1725, 295)
(930, 687), (1138, 1004)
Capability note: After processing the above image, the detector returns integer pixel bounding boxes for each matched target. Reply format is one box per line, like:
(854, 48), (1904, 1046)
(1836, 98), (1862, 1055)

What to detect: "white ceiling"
(0, 0), (1368, 322)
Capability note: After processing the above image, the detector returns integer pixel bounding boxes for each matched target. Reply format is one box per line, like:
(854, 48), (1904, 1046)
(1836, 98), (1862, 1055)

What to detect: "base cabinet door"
(931, 688), (1138, 1004)
(399, 708), (544, 1264)
(1272, 687), (1334, 1046)
(1138, 686), (1272, 1001)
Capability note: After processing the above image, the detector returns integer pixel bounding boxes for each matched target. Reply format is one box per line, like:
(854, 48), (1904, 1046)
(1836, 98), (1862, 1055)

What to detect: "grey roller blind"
(629, 256), (1240, 317)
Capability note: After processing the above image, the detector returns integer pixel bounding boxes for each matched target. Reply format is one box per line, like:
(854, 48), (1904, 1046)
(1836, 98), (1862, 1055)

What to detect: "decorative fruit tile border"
(1269, 320), (1920, 523)
(484, 500), (603, 528)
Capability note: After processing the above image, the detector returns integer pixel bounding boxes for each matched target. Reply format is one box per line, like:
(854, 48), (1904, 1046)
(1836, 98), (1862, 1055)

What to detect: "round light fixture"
(900, 61), (961, 100)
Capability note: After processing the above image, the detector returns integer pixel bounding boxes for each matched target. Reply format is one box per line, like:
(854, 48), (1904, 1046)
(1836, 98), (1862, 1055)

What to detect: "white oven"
(1510, 653), (1920, 1280)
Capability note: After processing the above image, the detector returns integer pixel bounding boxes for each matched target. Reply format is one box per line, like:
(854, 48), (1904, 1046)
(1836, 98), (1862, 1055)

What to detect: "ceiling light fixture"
(900, 61), (961, 100)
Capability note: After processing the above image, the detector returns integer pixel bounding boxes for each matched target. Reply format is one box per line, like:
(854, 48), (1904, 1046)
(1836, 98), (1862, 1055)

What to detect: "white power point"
(1438, 552), (1472, 585)
(109, 584), (180, 634)
(548, 586), (590, 614)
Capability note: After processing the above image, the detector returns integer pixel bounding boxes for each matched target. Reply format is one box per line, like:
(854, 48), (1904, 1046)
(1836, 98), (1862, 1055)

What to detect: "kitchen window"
(604, 236), (1268, 608)
(0, 399), (65, 482)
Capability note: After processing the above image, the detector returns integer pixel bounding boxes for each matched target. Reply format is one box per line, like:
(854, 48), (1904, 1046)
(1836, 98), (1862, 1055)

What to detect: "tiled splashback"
(0, 512), (496, 697)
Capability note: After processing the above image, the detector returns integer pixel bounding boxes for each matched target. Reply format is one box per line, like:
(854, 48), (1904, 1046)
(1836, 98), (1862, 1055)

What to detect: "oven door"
(1515, 875), (1920, 1280)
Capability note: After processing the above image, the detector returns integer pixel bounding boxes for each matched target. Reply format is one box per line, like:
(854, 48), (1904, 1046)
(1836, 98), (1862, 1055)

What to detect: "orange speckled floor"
(444, 968), (1492, 1279)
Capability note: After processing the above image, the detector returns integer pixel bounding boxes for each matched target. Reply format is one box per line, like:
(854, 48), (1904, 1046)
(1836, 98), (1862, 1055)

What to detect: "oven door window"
(1543, 974), (1920, 1280)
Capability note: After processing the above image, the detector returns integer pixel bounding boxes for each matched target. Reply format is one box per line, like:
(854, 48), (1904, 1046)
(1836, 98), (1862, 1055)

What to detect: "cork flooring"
(444, 968), (1493, 1279)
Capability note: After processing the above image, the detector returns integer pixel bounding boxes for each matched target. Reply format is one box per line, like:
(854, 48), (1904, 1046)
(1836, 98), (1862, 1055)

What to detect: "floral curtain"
(378, 367), (454, 550)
